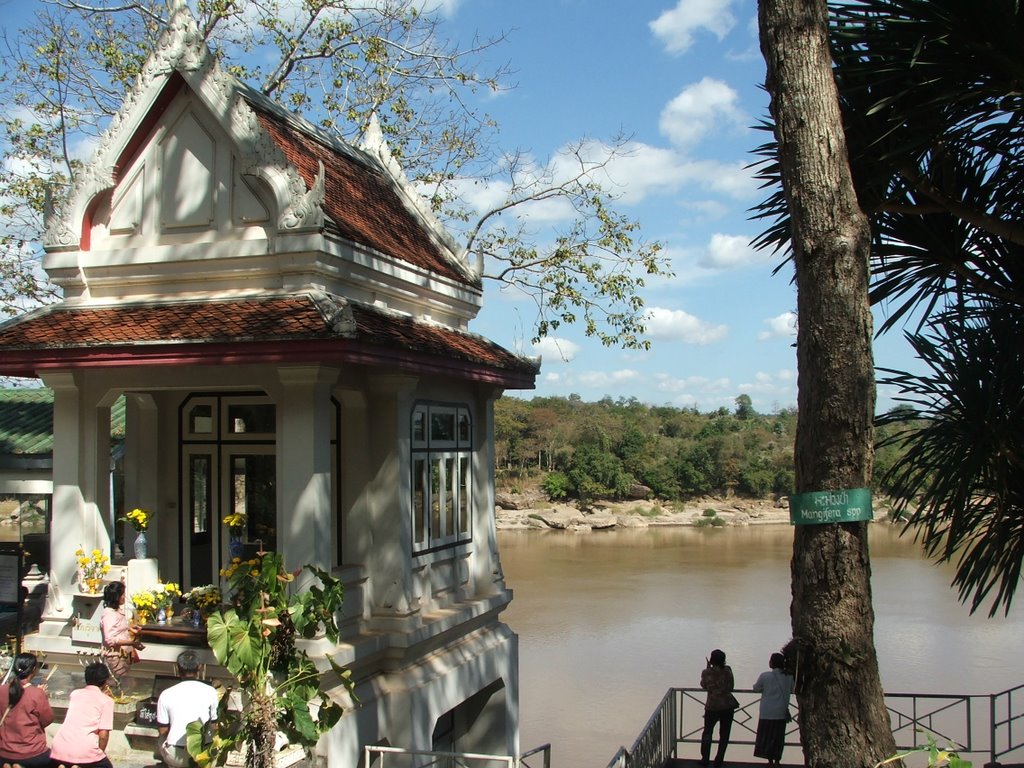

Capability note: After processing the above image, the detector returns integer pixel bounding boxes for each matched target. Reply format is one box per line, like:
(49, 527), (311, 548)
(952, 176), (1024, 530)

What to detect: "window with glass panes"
(411, 404), (472, 552)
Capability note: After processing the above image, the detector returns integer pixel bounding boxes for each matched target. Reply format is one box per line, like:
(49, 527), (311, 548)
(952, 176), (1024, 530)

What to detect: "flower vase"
(228, 535), (244, 559)
(157, 607), (167, 625)
(134, 531), (148, 559)
(83, 578), (101, 595)
(190, 609), (203, 628)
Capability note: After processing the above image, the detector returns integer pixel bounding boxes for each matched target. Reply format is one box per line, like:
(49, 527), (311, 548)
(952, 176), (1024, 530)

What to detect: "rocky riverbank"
(495, 491), (794, 532)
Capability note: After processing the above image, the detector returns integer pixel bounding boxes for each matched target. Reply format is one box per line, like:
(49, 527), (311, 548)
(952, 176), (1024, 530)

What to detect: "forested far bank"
(495, 394), (915, 504)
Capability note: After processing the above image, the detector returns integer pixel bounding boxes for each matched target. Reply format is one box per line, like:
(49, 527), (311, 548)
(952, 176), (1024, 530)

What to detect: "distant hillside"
(494, 394), (914, 505)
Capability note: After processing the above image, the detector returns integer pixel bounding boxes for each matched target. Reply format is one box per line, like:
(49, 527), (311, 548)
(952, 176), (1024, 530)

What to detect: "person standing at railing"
(752, 652), (795, 767)
(699, 648), (738, 767)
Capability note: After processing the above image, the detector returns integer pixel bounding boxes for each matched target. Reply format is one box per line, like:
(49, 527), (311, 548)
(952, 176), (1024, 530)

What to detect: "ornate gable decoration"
(43, 0), (324, 250)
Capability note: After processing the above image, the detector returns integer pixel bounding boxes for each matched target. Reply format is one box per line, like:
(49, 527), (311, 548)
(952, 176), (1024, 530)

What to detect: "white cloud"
(532, 336), (580, 363)
(644, 306), (728, 344)
(701, 232), (764, 269)
(738, 369), (798, 403)
(443, 177), (511, 216)
(659, 78), (744, 148)
(595, 143), (758, 204)
(440, 135), (758, 237)
(758, 311), (797, 340)
(650, 0), (737, 55)
(420, 0), (462, 17)
(682, 199), (730, 220)
(653, 373), (732, 394)
(577, 369), (642, 388)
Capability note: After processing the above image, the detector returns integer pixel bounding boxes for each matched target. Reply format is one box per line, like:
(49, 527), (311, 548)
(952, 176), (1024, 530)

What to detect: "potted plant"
(189, 550), (353, 768)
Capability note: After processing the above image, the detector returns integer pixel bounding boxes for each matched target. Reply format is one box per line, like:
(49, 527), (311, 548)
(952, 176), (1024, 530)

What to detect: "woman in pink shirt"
(100, 581), (143, 679)
(49, 662), (115, 768)
(0, 652), (53, 767)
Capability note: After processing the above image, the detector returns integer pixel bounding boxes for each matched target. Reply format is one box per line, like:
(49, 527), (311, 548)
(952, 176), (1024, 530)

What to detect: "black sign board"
(0, 544), (24, 653)
(134, 674), (180, 726)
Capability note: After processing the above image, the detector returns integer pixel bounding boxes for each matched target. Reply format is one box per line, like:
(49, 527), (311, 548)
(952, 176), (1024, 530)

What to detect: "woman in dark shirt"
(699, 648), (736, 767)
(0, 652), (53, 767)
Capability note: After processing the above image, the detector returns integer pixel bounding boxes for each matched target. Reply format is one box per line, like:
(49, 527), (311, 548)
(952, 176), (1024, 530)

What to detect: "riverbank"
(495, 492), (795, 532)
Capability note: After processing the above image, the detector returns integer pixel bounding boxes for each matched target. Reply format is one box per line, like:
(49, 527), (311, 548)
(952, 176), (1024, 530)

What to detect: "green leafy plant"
(542, 471), (571, 501)
(188, 551), (353, 768)
(702, 508), (718, 517)
(875, 734), (972, 768)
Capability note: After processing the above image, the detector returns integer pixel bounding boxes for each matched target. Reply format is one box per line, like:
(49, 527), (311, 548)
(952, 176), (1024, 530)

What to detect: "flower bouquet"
(131, 581), (181, 624)
(120, 507), (152, 559)
(75, 548), (110, 594)
(223, 512), (247, 557)
(183, 584), (222, 626)
(119, 507), (150, 532)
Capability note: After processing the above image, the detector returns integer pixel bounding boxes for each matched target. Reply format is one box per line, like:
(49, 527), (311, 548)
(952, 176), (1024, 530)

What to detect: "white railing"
(365, 743), (551, 768)
(607, 685), (1024, 768)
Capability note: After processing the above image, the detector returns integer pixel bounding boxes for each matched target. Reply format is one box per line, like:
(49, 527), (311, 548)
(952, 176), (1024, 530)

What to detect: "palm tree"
(755, 0), (1024, 614)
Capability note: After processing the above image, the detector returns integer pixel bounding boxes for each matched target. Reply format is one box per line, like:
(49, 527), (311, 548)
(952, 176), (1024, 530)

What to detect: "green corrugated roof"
(0, 388), (126, 457)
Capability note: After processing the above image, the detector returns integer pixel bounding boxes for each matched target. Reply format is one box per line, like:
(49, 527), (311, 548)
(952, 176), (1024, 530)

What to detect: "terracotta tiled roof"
(251, 104), (474, 287)
(0, 294), (538, 385)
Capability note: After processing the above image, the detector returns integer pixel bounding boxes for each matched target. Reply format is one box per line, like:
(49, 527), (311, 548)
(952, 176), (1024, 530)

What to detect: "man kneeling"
(156, 650), (218, 767)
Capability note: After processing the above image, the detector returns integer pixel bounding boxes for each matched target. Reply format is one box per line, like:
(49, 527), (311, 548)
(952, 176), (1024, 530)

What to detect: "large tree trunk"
(758, 2), (898, 767)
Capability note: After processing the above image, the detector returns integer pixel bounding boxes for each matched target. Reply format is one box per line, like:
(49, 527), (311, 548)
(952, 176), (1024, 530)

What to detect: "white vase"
(157, 607), (167, 625)
(134, 531), (148, 559)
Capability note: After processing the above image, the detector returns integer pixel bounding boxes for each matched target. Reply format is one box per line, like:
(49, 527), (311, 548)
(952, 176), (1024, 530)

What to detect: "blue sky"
(438, 0), (915, 414)
(0, 0), (916, 413)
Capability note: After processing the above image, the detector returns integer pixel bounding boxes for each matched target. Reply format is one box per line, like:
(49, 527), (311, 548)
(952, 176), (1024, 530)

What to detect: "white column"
(334, 388), (368, 568)
(123, 393), (159, 555)
(40, 373), (84, 621)
(39, 372), (110, 621)
(473, 387), (506, 597)
(276, 366), (337, 581)
(363, 374), (419, 629)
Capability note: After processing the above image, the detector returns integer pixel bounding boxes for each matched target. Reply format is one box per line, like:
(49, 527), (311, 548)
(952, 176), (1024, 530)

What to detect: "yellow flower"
(77, 546), (112, 581)
(119, 507), (151, 532)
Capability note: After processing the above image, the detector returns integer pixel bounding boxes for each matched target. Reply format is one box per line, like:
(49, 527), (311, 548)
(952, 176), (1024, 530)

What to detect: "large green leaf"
(206, 608), (267, 676)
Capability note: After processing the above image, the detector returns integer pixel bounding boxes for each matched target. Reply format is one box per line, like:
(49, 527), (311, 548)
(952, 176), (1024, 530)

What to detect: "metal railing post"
(991, 691), (998, 768)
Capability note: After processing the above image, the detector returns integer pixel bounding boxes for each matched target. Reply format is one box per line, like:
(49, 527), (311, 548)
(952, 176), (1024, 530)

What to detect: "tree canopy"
(0, 0), (668, 346)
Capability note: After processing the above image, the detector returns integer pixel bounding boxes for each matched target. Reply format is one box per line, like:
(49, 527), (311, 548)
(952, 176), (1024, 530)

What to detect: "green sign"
(789, 488), (873, 525)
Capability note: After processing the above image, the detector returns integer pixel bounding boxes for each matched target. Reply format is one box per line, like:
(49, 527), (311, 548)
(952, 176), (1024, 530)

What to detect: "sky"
(0, 0), (917, 414)
(435, 0), (915, 414)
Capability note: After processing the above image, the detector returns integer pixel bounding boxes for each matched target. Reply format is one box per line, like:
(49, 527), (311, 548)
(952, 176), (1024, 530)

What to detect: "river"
(497, 524), (1024, 768)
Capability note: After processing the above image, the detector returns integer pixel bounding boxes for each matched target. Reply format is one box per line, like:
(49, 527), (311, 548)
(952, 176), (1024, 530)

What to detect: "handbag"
(727, 693), (740, 710)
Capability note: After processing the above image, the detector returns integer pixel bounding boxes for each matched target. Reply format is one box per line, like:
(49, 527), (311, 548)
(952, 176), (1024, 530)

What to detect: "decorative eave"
(0, 292), (540, 389)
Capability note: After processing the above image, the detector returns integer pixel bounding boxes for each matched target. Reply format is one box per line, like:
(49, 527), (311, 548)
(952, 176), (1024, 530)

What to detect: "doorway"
(180, 394), (276, 589)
